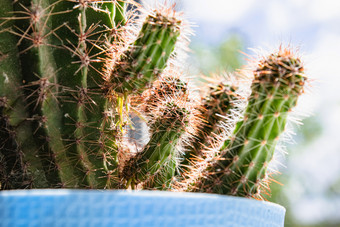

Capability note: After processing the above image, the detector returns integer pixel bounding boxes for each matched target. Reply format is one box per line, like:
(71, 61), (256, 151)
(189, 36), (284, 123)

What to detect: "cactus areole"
(0, 0), (308, 226)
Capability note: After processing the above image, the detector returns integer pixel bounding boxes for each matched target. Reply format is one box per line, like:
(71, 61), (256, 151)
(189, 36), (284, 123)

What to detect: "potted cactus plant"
(0, 0), (307, 226)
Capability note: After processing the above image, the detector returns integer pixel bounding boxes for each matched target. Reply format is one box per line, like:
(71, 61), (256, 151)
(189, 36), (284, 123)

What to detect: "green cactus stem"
(105, 10), (182, 130)
(106, 11), (182, 95)
(183, 81), (240, 165)
(192, 49), (306, 198)
(123, 101), (190, 190)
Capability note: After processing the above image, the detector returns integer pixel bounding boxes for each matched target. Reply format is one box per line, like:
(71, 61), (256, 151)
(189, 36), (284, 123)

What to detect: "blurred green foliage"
(190, 34), (244, 75)
(270, 116), (324, 227)
(270, 115), (340, 226)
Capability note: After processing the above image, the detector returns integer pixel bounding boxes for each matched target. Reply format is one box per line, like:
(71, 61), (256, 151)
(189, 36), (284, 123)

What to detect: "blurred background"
(143, 0), (340, 226)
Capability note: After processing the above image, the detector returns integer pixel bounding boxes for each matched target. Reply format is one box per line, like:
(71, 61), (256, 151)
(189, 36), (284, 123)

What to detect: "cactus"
(140, 75), (189, 116)
(123, 100), (190, 190)
(189, 49), (306, 198)
(183, 78), (241, 166)
(0, 0), (182, 189)
(106, 12), (181, 95)
(0, 0), (308, 204)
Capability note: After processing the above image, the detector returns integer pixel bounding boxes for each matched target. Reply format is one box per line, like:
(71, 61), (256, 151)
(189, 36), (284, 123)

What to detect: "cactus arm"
(222, 87), (288, 195)
(107, 12), (181, 95)
(106, 8), (182, 138)
(123, 102), (189, 190)
(138, 129), (179, 189)
(183, 83), (239, 165)
(195, 50), (306, 198)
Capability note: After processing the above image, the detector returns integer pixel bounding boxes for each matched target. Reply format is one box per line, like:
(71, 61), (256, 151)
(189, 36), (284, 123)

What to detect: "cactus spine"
(191, 49), (306, 198)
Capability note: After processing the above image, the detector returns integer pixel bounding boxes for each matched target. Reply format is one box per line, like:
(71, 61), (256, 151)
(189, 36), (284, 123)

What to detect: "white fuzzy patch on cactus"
(2, 73), (9, 84)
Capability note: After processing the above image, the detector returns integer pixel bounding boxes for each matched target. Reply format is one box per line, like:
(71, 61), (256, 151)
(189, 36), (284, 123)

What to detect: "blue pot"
(0, 190), (285, 227)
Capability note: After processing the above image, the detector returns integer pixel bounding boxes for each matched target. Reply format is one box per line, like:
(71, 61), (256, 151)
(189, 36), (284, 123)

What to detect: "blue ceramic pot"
(0, 190), (285, 227)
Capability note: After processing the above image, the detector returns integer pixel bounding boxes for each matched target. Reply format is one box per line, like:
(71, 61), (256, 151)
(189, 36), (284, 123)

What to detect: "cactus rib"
(0, 0), (48, 188)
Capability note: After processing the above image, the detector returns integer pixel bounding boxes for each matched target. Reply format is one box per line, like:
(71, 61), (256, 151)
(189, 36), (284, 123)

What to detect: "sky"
(143, 0), (340, 224)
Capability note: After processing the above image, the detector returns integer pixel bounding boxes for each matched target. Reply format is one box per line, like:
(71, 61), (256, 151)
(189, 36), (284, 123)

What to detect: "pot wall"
(0, 190), (285, 227)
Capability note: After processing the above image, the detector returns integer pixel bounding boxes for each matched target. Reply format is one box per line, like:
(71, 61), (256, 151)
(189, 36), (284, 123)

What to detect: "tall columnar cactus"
(190, 49), (306, 198)
(0, 0), (182, 189)
(123, 100), (190, 190)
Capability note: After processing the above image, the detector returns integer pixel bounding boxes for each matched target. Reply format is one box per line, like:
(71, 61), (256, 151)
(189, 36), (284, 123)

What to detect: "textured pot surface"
(0, 190), (285, 227)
